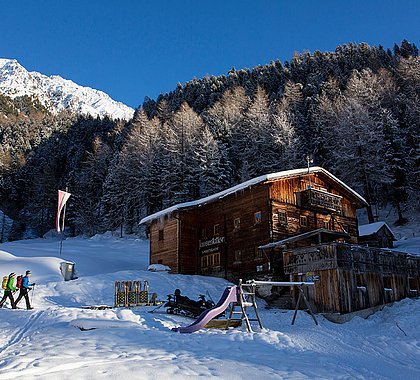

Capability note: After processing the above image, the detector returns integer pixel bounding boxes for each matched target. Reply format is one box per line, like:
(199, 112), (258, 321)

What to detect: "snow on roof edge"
(139, 167), (368, 225)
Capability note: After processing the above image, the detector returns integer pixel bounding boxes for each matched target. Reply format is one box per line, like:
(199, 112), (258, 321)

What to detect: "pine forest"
(0, 41), (419, 240)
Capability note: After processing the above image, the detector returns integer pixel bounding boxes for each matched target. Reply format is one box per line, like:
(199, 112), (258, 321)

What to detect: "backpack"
(1, 276), (8, 290)
(16, 275), (23, 289)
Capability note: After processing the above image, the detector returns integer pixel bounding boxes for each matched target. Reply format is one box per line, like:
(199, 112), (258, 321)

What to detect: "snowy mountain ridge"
(0, 58), (134, 120)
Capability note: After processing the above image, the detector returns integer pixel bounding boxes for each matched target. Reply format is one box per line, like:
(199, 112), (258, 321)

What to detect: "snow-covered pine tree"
(321, 69), (394, 222)
(163, 102), (204, 204)
(102, 109), (159, 234)
(195, 126), (230, 197)
(280, 81), (309, 162)
(72, 136), (112, 235)
(239, 86), (280, 179)
(271, 100), (299, 170)
(203, 85), (250, 184)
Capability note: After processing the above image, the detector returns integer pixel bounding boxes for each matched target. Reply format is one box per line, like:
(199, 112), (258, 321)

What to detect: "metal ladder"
(228, 279), (263, 332)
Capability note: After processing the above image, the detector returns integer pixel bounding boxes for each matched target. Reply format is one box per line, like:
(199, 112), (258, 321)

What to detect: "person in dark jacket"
(0, 273), (17, 309)
(15, 270), (35, 310)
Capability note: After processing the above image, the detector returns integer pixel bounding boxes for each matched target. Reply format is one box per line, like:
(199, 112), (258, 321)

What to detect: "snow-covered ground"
(0, 232), (419, 379)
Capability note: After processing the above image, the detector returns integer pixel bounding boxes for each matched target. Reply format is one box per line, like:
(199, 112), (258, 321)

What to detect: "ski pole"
(148, 302), (164, 313)
(206, 290), (214, 303)
(31, 285), (35, 304)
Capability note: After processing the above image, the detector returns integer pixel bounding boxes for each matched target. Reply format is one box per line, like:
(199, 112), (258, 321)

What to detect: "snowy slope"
(0, 59), (134, 120)
(0, 234), (418, 379)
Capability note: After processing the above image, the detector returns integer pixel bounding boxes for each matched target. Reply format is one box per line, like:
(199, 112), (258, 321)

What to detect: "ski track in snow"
(0, 305), (286, 379)
(0, 235), (418, 379)
(0, 310), (44, 356)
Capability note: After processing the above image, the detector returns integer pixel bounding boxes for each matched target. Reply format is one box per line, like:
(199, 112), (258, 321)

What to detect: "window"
(214, 224), (220, 236)
(383, 276), (392, 291)
(214, 253), (220, 266)
(158, 229), (164, 241)
(409, 278), (418, 296)
(300, 216), (308, 227)
(234, 249), (242, 262)
(233, 218), (241, 230)
(256, 265), (263, 272)
(201, 256), (208, 268)
(201, 227), (207, 239)
(254, 247), (263, 260)
(254, 211), (262, 224)
(201, 253), (220, 269)
(278, 211), (287, 225)
(324, 221), (330, 230)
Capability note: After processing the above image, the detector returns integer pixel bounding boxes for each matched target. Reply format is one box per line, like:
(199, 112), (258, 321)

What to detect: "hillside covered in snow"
(0, 59), (134, 120)
(0, 233), (418, 379)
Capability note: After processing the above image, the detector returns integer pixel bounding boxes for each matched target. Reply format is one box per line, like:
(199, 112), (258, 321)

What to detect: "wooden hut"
(278, 242), (420, 315)
(141, 167), (420, 315)
(358, 222), (396, 248)
(140, 166), (368, 280)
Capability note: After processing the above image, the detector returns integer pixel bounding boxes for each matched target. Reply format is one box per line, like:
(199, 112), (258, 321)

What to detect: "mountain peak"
(0, 58), (134, 120)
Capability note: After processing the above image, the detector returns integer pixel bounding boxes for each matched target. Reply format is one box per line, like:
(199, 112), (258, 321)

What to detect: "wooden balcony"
(283, 242), (420, 275)
(296, 188), (342, 213)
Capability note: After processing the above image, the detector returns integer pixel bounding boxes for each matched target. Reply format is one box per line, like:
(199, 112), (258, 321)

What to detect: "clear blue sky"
(1, 0), (418, 108)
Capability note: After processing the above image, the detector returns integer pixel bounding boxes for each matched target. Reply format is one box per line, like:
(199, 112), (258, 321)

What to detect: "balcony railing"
(283, 242), (420, 275)
(296, 188), (342, 213)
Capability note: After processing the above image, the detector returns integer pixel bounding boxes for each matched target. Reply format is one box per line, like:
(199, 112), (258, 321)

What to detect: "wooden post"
(292, 289), (302, 325)
(292, 286), (318, 325)
(114, 281), (119, 307)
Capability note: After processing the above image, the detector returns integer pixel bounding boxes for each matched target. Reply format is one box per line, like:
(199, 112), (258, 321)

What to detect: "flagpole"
(59, 187), (69, 256)
(59, 204), (65, 256)
(59, 225), (64, 255)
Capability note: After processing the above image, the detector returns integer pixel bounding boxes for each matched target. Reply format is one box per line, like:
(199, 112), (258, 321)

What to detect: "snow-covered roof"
(139, 166), (368, 225)
(358, 222), (395, 238)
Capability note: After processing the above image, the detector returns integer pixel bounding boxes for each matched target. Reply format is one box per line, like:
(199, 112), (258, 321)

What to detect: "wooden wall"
(179, 210), (200, 274)
(150, 216), (179, 272)
(269, 175), (359, 244)
(284, 243), (420, 314)
(268, 172), (358, 220)
(197, 185), (271, 280)
(290, 269), (341, 313)
(197, 200), (228, 278)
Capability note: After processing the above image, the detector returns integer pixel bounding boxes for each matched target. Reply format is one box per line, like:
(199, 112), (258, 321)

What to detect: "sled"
(114, 280), (151, 307)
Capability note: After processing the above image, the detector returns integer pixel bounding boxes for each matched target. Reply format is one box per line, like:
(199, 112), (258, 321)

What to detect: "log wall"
(150, 216), (179, 272)
(179, 210), (200, 274)
(284, 243), (420, 314)
(269, 175), (359, 244)
(197, 185), (271, 280)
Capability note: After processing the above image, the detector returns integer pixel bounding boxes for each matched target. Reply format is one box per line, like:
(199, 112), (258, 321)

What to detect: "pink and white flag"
(56, 190), (71, 232)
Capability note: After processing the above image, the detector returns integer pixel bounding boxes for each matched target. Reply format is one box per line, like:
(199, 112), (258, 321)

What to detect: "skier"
(15, 270), (35, 310)
(0, 272), (17, 309)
